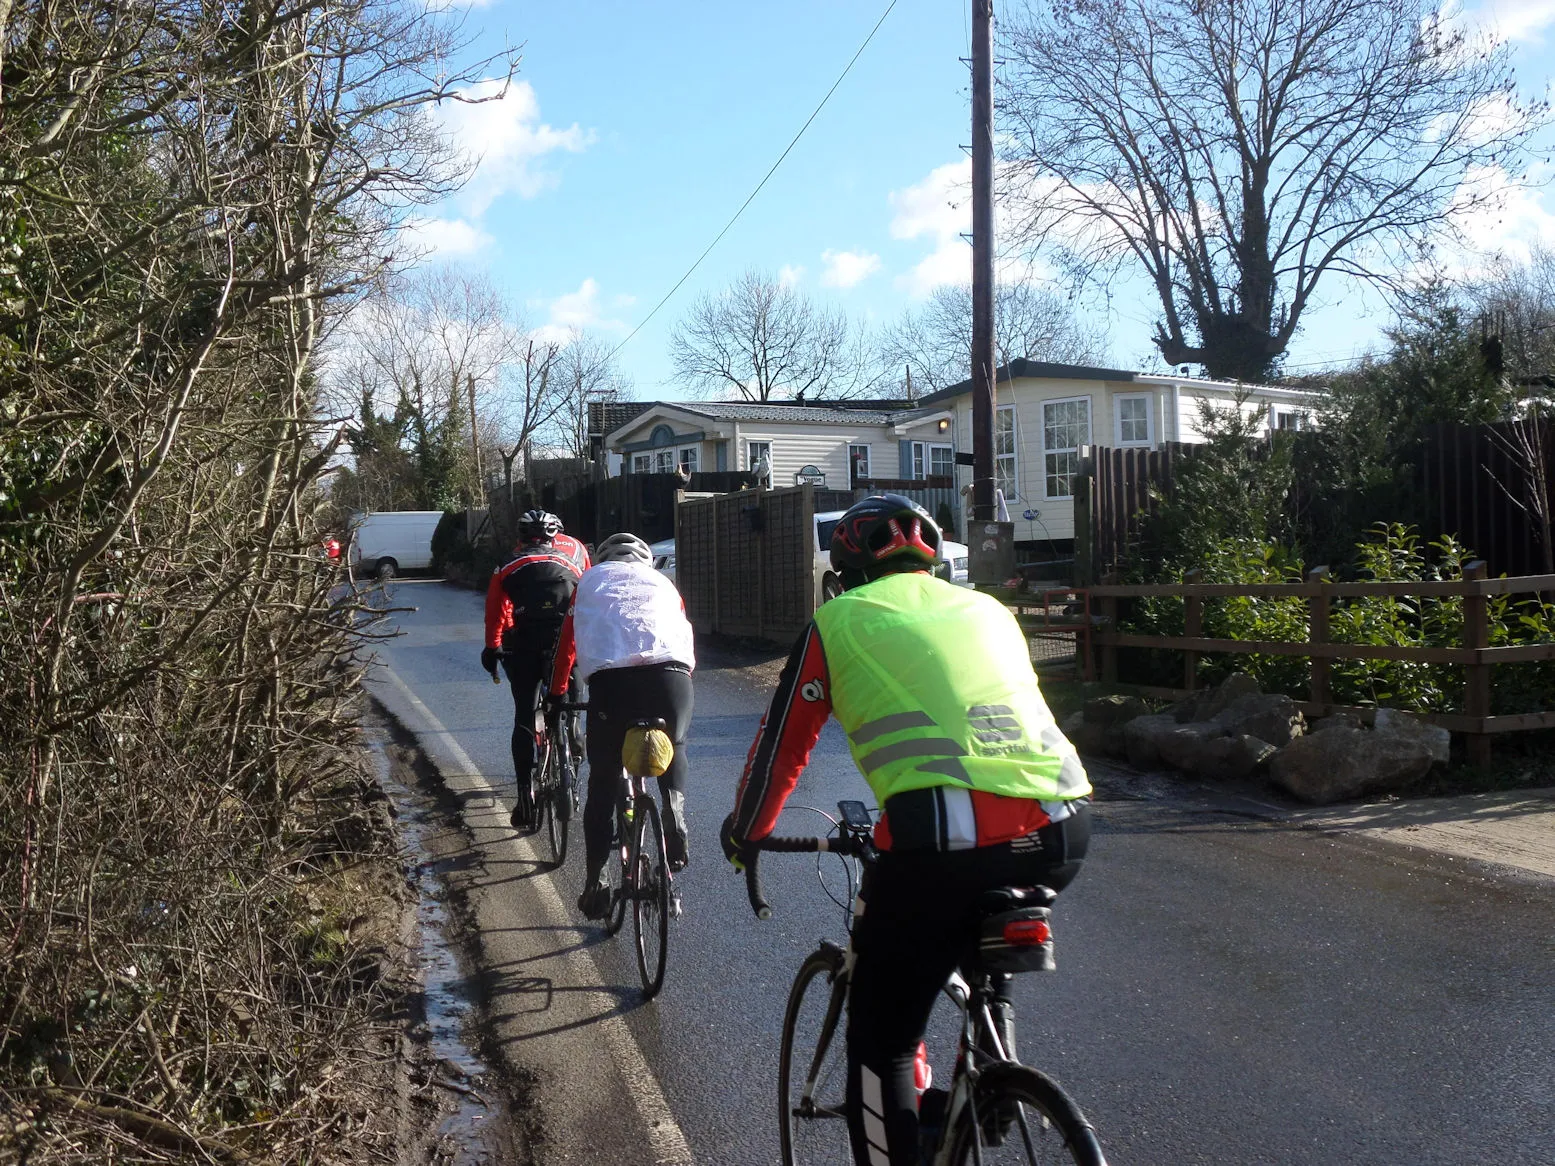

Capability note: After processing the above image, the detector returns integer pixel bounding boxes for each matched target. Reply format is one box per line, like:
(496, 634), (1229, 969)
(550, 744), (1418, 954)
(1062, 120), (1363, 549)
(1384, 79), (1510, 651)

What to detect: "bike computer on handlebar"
(837, 800), (872, 830)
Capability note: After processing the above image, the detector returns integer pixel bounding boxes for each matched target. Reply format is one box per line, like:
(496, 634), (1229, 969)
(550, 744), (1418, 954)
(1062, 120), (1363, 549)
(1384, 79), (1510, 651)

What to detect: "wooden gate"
(677, 485), (817, 644)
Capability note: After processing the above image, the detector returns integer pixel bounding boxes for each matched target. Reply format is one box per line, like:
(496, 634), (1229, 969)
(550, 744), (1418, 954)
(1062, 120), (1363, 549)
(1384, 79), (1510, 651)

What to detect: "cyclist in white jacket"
(548, 532), (696, 919)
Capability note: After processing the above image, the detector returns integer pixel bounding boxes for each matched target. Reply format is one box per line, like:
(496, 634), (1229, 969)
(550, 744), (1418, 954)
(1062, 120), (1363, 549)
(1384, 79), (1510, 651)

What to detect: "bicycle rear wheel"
(545, 736), (569, 867)
(535, 740), (560, 867)
(778, 945), (850, 1166)
(945, 1062), (1106, 1166)
(632, 796), (670, 998)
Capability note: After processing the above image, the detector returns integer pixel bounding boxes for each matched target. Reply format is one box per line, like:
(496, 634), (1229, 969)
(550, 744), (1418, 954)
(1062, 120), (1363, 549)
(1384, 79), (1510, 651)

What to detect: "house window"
(678, 447), (698, 473)
(632, 453), (651, 474)
(995, 405), (1017, 500)
(654, 449), (674, 473)
(1273, 409), (1308, 431)
(747, 440), (771, 470)
(929, 444), (954, 480)
(1042, 397), (1090, 499)
(650, 423), (675, 446)
(849, 444), (871, 484)
(1115, 394), (1152, 446)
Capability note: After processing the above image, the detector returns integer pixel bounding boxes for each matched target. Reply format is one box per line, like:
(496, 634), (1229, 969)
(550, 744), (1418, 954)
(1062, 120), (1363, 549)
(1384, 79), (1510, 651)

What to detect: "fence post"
(1307, 566), (1331, 709)
(1074, 451), (1094, 586)
(1463, 559), (1492, 768)
(1182, 568), (1202, 693)
(1098, 572), (1119, 683)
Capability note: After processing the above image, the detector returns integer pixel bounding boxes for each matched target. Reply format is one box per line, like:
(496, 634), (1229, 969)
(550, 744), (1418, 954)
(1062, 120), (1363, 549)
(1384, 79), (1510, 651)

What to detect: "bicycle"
(743, 802), (1108, 1166)
(595, 716), (680, 999)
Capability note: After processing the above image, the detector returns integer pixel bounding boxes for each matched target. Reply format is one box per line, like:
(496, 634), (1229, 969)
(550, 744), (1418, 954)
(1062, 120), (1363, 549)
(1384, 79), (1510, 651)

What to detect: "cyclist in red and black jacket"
(482, 509), (590, 830)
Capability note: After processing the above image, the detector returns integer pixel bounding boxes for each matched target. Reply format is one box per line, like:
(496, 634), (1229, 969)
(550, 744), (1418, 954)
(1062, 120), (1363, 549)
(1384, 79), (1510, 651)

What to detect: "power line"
(605, 0), (900, 365)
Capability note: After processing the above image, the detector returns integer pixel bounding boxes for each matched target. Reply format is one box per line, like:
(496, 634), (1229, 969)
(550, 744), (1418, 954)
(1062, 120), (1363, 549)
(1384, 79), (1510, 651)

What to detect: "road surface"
(368, 579), (1555, 1165)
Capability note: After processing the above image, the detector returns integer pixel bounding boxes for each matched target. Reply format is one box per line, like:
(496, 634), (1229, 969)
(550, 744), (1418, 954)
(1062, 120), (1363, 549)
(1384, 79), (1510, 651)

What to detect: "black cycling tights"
(846, 805), (1091, 1166)
(581, 663), (693, 880)
(501, 646), (550, 793)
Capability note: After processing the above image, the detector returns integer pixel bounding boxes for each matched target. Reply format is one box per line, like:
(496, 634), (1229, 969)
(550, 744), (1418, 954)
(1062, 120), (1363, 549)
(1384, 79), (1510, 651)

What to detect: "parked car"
(813, 509), (969, 604)
(649, 537), (677, 585)
(347, 510), (444, 578)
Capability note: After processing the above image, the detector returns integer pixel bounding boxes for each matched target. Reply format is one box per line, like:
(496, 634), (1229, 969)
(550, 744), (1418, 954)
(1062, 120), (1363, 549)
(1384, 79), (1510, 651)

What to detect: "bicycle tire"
(604, 795), (629, 937)
(534, 739), (559, 867)
(777, 945), (850, 1166)
(945, 1062), (1106, 1166)
(632, 796), (670, 998)
(545, 736), (568, 867)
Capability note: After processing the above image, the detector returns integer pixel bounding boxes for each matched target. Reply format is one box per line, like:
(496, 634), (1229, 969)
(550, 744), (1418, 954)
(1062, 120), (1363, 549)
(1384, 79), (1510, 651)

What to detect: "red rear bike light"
(1003, 918), (1051, 946)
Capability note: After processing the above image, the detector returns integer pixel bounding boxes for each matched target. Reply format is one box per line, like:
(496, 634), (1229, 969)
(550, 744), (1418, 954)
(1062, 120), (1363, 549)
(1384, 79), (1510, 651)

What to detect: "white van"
(347, 510), (445, 578)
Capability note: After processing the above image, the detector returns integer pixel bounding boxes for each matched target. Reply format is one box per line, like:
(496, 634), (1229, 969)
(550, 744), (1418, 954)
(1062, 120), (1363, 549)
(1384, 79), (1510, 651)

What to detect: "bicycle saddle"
(977, 885), (1057, 914)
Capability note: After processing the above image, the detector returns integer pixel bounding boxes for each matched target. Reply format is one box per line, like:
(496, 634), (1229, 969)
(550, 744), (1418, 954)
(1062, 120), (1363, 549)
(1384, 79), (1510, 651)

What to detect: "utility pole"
(970, 0), (996, 522)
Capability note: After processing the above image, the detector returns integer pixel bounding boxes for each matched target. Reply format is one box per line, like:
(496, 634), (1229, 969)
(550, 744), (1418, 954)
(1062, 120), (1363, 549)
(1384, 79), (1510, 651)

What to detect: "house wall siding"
(729, 421), (895, 488)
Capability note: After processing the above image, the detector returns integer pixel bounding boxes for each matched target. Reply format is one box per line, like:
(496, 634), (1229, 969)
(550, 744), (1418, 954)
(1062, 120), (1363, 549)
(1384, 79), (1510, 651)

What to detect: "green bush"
(1119, 523), (1555, 715)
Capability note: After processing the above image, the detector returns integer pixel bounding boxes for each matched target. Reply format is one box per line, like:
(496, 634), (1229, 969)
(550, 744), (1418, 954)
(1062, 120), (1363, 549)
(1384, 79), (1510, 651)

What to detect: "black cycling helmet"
(518, 508), (562, 544)
(829, 493), (942, 588)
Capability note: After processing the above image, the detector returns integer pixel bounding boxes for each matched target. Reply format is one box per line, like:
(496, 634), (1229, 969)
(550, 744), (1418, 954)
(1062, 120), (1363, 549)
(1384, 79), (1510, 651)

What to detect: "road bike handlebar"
(744, 832), (870, 921)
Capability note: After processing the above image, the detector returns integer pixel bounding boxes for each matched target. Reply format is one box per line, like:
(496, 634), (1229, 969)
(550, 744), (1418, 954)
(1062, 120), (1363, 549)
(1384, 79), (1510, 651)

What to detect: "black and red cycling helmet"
(830, 494), (942, 586)
(518, 508), (562, 544)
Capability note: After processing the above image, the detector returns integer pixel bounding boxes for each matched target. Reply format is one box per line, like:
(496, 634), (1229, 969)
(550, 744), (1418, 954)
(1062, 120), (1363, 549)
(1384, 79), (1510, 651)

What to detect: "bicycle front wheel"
(632, 797), (670, 998)
(946, 1062), (1106, 1166)
(778, 945), (850, 1166)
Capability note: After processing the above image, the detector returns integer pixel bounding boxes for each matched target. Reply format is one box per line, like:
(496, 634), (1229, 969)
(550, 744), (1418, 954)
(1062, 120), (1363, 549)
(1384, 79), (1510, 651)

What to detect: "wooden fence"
(676, 485), (817, 644)
(1087, 562), (1555, 765)
(1074, 443), (1194, 584)
(1420, 419), (1555, 579)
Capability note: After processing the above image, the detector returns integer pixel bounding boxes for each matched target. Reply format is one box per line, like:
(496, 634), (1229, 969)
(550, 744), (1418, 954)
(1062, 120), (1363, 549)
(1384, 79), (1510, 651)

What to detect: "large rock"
(1171, 672), (1261, 723)
(1210, 693), (1305, 747)
(1083, 693), (1150, 727)
(1123, 714), (1181, 769)
(1373, 708), (1451, 765)
(1195, 734), (1279, 781)
(1155, 721), (1223, 772)
(1061, 709), (1113, 758)
(1310, 712), (1365, 735)
(1269, 728), (1434, 804)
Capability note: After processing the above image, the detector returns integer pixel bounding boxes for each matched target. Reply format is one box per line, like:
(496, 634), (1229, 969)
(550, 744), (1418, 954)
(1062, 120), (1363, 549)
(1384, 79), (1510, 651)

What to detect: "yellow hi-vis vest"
(812, 572), (1090, 805)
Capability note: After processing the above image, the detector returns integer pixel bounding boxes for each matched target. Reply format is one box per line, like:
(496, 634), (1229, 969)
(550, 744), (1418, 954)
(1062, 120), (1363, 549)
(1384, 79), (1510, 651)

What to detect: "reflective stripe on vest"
(812, 572), (1090, 805)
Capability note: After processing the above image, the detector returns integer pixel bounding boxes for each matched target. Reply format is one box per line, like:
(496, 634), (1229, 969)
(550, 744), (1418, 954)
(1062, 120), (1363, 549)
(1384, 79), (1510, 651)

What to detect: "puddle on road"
(369, 727), (517, 1165)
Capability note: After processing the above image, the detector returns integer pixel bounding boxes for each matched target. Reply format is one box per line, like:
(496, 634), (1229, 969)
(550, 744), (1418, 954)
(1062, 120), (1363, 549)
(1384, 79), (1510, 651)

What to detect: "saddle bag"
(976, 886), (1057, 974)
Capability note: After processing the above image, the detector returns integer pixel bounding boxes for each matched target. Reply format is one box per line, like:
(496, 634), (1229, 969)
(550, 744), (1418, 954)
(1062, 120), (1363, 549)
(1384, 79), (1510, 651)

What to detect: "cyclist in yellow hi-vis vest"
(722, 493), (1093, 1166)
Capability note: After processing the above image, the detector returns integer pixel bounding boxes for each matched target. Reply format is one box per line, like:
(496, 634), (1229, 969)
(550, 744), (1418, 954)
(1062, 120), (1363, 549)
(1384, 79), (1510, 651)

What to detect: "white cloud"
(778, 264), (806, 288)
(819, 249), (882, 288)
(530, 278), (628, 343)
(400, 216), (496, 259)
(438, 80), (593, 216)
(1443, 161), (1555, 273)
(1460, 0), (1555, 43)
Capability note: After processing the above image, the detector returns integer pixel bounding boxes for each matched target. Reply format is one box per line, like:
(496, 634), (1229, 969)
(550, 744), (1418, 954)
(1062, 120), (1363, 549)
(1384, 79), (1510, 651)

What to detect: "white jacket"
(566, 560), (695, 682)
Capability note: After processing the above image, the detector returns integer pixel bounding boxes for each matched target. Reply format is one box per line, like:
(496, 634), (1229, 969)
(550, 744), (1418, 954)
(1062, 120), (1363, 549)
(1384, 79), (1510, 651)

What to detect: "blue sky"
(412, 0), (1555, 395)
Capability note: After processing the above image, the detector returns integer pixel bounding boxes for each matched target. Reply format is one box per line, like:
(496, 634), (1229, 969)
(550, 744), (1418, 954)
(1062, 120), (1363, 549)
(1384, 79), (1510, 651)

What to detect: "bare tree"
(878, 281), (1108, 395)
(669, 268), (869, 401)
(1464, 246), (1555, 384)
(1001, 0), (1543, 381)
(547, 330), (633, 459)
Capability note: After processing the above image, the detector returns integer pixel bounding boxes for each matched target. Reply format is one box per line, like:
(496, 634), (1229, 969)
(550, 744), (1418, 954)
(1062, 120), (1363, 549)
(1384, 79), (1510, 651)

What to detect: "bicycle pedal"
(669, 896), (683, 919)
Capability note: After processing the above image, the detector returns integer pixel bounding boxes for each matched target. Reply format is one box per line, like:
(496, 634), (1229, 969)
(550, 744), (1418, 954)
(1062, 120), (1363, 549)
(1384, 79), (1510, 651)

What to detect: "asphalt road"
(368, 579), (1555, 1165)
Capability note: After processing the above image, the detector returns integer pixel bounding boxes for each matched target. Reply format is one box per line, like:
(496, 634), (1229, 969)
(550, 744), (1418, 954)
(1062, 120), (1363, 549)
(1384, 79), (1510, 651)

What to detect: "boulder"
(1269, 728), (1434, 804)
(1083, 693), (1150, 727)
(1155, 721), (1223, 772)
(1373, 708), (1451, 765)
(1209, 693), (1305, 747)
(1201, 672), (1263, 719)
(1123, 714), (1181, 769)
(1310, 712), (1365, 734)
(1195, 733), (1279, 781)
(1061, 709), (1113, 758)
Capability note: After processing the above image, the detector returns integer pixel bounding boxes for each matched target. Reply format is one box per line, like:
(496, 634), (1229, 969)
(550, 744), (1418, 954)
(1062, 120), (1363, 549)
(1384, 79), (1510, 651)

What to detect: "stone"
(1195, 733), (1279, 781)
(1373, 708), (1451, 765)
(1155, 721), (1224, 772)
(1201, 672), (1263, 719)
(1061, 710), (1113, 758)
(1311, 712), (1364, 734)
(1269, 728), (1434, 804)
(1210, 693), (1305, 747)
(1123, 714), (1181, 769)
(1083, 693), (1150, 727)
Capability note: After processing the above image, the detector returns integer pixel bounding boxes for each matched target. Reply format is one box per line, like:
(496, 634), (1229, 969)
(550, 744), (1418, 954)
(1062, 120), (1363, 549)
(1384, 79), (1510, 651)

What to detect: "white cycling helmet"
(596, 532), (653, 565)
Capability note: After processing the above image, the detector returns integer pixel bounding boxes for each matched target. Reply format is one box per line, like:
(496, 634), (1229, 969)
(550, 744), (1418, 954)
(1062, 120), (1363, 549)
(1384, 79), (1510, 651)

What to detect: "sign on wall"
(794, 465), (826, 487)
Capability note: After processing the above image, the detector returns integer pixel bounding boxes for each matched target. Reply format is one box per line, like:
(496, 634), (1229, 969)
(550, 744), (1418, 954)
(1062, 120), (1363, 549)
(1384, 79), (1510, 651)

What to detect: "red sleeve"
(731, 624), (832, 841)
(549, 610), (576, 693)
(484, 564), (513, 650)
